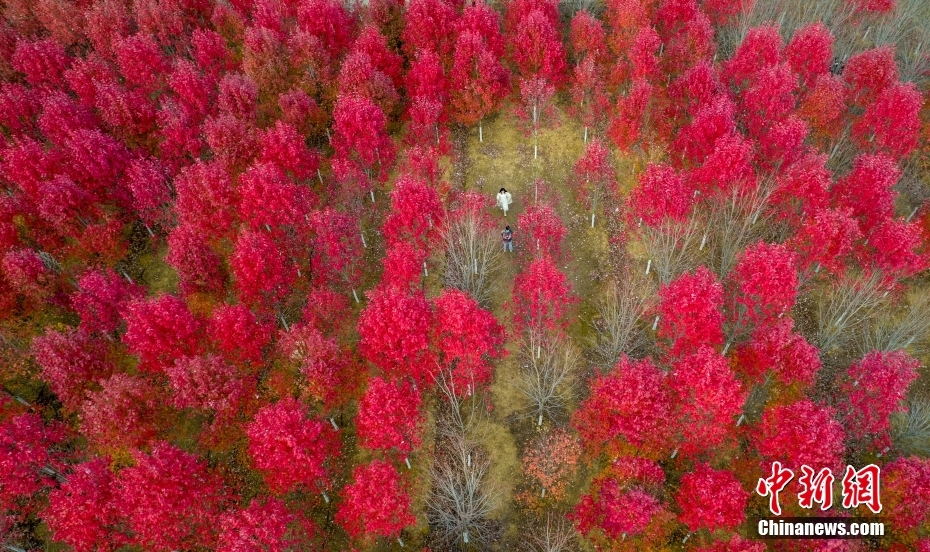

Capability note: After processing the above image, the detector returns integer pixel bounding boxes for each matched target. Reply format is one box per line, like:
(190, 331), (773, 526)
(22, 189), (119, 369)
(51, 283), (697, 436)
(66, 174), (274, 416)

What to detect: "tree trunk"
(479, 120), (483, 143)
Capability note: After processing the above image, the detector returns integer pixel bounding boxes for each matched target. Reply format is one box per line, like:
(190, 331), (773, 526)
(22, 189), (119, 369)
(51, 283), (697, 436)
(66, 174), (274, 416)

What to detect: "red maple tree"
(246, 398), (341, 495)
(336, 460), (416, 542)
(676, 463), (748, 532)
(115, 441), (227, 551)
(355, 377), (424, 455)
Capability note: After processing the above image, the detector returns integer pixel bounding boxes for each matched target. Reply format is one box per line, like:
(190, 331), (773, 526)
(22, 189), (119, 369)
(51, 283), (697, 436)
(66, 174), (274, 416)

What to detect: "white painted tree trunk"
(330, 417), (338, 430)
(360, 232), (366, 248)
(479, 120), (483, 142)
(591, 212), (595, 228)
(352, 289), (360, 303)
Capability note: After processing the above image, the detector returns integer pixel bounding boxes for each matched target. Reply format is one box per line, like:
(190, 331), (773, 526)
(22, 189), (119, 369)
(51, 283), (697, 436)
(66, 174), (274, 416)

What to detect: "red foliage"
(79, 373), (161, 452)
(332, 94), (396, 190)
(799, 73), (847, 139)
(31, 328), (114, 411)
(246, 398), (341, 494)
(511, 255), (577, 334)
(297, 0), (356, 59)
(729, 241), (800, 329)
(217, 73), (257, 121)
(230, 229), (296, 309)
(509, 8), (567, 85)
(689, 133), (756, 196)
(784, 23), (833, 89)
(831, 153), (899, 235)
(458, 0), (506, 57)
(852, 81), (923, 160)
(337, 51), (398, 117)
(628, 163), (691, 226)
(608, 78), (653, 152)
(735, 318), (822, 387)
(275, 322), (352, 407)
(70, 268), (142, 334)
(309, 208), (365, 292)
(114, 33), (168, 92)
(12, 38), (70, 88)
(238, 162), (308, 230)
(381, 241), (427, 292)
(572, 356), (672, 455)
(864, 218), (927, 278)
(843, 45), (898, 108)
(122, 295), (202, 371)
(405, 49), (448, 105)
(676, 464), (748, 532)
(672, 94), (737, 166)
(882, 457), (930, 533)
(570, 10), (607, 65)
(753, 400), (846, 472)
(770, 152), (831, 224)
(789, 208), (861, 277)
(125, 158), (171, 228)
(840, 351), (918, 450)
(258, 121), (320, 180)
(517, 204), (567, 260)
(204, 113), (256, 166)
(669, 346), (746, 457)
(337, 460), (415, 541)
(0, 413), (68, 512)
(382, 174), (444, 249)
(166, 225), (227, 297)
(433, 288), (506, 394)
(572, 479), (661, 539)
(723, 24), (782, 89)
(402, 0), (456, 59)
(115, 442), (227, 551)
(166, 354), (252, 417)
(356, 377), (424, 454)
(174, 161), (237, 238)
(2, 248), (55, 303)
(218, 497), (313, 552)
(357, 287), (435, 382)
(572, 138), (618, 214)
(449, 31), (510, 127)
(657, 266), (724, 358)
(208, 304), (273, 365)
(45, 458), (119, 552)
(352, 24), (403, 89)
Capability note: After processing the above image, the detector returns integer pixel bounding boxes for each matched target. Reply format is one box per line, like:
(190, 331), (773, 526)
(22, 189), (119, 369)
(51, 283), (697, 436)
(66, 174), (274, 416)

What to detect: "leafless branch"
(637, 214), (705, 285)
(426, 432), (502, 550)
(816, 271), (889, 353)
(591, 272), (654, 366)
(441, 211), (503, 309)
(523, 514), (578, 552)
(515, 331), (579, 427)
(860, 289), (930, 355)
(892, 399), (930, 457)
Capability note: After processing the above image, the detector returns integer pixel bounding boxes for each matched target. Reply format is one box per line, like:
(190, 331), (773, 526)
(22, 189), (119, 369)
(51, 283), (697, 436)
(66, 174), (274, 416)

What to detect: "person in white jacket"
(496, 188), (513, 217)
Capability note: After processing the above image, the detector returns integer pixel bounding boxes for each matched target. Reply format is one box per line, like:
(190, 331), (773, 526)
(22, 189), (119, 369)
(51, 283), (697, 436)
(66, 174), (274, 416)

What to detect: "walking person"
(496, 188), (513, 217)
(502, 225), (514, 252)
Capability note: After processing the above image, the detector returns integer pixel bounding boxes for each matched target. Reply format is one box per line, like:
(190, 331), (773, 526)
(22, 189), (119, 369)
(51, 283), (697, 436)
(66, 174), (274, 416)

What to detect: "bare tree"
(441, 209), (503, 309)
(426, 433), (501, 550)
(816, 271), (888, 353)
(516, 331), (579, 427)
(891, 399), (930, 457)
(860, 289), (930, 355)
(704, 181), (775, 280)
(591, 271), (654, 366)
(523, 514), (578, 552)
(637, 214), (705, 285)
